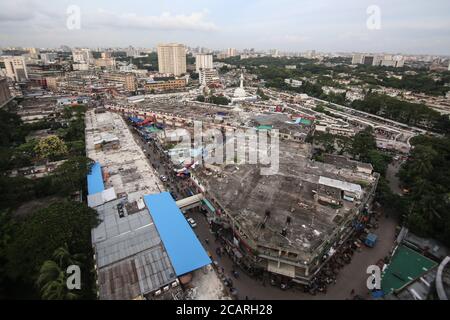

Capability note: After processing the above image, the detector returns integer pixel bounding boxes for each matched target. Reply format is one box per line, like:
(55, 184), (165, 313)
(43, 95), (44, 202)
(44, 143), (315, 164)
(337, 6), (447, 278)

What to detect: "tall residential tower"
(157, 43), (187, 76)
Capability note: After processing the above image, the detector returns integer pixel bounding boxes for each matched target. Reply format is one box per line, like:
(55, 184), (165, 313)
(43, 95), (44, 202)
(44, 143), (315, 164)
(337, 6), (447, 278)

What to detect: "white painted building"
(195, 54), (213, 73)
(157, 43), (187, 76)
(199, 68), (219, 86)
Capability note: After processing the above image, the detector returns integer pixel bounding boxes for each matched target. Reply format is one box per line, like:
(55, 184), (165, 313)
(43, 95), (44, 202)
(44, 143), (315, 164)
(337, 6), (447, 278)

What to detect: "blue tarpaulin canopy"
(144, 192), (211, 276)
(128, 117), (143, 123)
(87, 162), (104, 195)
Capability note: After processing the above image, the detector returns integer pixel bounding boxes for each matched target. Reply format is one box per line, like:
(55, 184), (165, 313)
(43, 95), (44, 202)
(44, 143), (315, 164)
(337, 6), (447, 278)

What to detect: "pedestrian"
(205, 238), (209, 245)
(350, 289), (355, 296)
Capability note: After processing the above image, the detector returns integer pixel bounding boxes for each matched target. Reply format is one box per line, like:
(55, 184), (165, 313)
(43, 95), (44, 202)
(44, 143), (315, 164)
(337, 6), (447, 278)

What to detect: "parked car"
(187, 217), (197, 228)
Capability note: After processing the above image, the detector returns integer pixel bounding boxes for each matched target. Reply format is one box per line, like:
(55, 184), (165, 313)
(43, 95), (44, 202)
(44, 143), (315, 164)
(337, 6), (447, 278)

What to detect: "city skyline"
(1, 0), (450, 55)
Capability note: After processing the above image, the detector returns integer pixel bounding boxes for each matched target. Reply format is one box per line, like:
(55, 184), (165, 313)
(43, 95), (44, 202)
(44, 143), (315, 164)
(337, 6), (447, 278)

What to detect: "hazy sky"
(1, 0), (449, 55)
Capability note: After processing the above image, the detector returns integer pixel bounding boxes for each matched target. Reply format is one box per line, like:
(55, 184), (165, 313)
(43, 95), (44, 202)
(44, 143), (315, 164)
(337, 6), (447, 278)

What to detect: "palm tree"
(36, 246), (83, 300)
(52, 244), (85, 267)
(37, 260), (79, 300)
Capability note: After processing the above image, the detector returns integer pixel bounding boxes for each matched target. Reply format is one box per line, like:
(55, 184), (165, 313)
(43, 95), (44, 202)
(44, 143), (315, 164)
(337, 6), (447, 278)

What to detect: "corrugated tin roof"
(144, 192), (211, 276)
(318, 176), (362, 195)
(92, 199), (176, 299)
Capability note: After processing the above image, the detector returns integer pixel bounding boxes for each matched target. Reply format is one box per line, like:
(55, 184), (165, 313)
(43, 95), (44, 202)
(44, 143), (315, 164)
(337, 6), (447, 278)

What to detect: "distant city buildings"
(72, 48), (93, 64)
(351, 53), (364, 65)
(101, 73), (137, 91)
(40, 52), (57, 64)
(227, 48), (237, 57)
(302, 50), (316, 59)
(269, 49), (279, 57)
(195, 54), (213, 73)
(95, 52), (116, 70)
(126, 46), (140, 58)
(352, 53), (405, 68)
(157, 43), (187, 76)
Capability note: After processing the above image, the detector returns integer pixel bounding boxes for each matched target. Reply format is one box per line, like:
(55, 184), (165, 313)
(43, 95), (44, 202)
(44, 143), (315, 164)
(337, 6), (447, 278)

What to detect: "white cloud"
(89, 9), (218, 32)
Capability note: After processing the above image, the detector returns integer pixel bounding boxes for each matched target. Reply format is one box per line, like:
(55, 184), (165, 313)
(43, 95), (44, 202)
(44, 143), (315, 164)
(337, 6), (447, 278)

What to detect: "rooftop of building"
(92, 198), (177, 300)
(193, 140), (378, 262)
(85, 110), (222, 300)
(85, 110), (165, 202)
(381, 245), (438, 296)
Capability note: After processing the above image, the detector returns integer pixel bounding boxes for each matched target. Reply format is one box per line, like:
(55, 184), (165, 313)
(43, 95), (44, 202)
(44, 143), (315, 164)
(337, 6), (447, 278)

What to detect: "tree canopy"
(398, 135), (450, 245)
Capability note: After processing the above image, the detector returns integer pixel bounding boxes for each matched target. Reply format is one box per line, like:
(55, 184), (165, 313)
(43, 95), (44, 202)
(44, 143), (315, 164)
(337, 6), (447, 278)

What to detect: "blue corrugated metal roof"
(87, 162), (104, 195)
(144, 192), (211, 276)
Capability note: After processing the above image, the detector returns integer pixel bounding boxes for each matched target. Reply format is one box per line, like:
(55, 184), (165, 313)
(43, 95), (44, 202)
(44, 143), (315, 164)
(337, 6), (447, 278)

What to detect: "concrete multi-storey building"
(40, 53), (58, 64)
(195, 54), (213, 73)
(144, 78), (186, 92)
(95, 56), (116, 70)
(72, 48), (93, 64)
(351, 53), (364, 65)
(227, 48), (237, 57)
(45, 76), (59, 92)
(1, 56), (28, 82)
(353, 53), (404, 68)
(0, 77), (11, 106)
(199, 68), (219, 85)
(101, 73), (136, 92)
(157, 43), (187, 76)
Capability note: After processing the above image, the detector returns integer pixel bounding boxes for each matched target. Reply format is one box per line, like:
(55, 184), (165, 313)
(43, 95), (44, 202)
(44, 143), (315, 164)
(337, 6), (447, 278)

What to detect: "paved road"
(386, 160), (403, 196)
(130, 122), (399, 300)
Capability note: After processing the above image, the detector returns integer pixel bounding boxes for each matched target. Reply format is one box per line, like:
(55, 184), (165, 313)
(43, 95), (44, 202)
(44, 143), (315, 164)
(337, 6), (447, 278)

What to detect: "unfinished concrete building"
(190, 140), (379, 285)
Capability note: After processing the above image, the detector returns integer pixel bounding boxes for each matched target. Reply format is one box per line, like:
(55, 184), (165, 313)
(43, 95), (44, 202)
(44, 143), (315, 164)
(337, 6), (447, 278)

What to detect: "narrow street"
(386, 160), (403, 196)
(130, 121), (398, 300)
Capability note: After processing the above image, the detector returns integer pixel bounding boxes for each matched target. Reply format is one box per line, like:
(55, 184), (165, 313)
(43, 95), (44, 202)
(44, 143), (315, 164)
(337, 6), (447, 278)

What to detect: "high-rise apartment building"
(227, 48), (237, 57)
(363, 55), (374, 65)
(195, 54), (213, 73)
(157, 43), (187, 76)
(1, 56), (28, 82)
(351, 53), (364, 65)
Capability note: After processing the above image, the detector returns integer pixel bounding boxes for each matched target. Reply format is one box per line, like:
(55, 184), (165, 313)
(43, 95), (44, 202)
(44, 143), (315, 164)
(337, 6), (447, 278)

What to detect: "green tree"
(398, 135), (450, 245)
(36, 260), (79, 300)
(351, 127), (376, 159)
(36, 245), (86, 300)
(52, 156), (93, 195)
(6, 201), (99, 288)
(34, 135), (68, 161)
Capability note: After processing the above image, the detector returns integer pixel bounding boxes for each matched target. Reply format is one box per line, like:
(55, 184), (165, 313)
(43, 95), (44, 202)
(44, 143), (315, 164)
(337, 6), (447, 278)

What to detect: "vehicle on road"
(187, 217), (197, 228)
